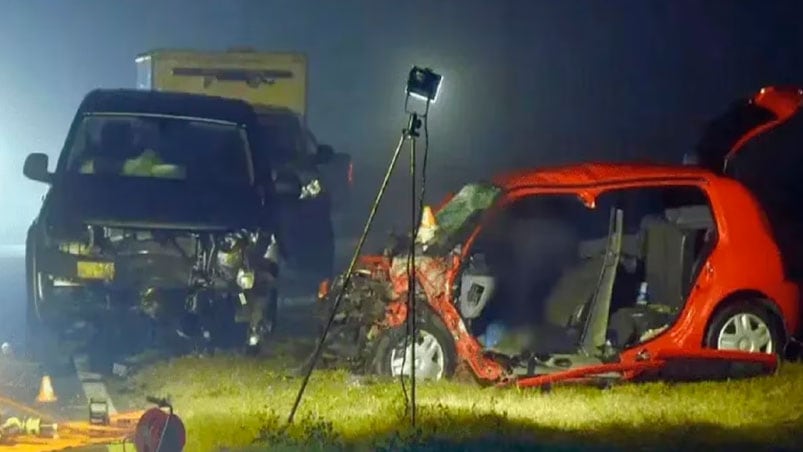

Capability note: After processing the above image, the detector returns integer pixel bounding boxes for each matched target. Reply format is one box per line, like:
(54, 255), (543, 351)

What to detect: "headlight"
(218, 232), (246, 271)
(299, 179), (322, 200)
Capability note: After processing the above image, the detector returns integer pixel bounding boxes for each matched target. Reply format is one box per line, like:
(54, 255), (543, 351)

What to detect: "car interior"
(454, 190), (717, 373)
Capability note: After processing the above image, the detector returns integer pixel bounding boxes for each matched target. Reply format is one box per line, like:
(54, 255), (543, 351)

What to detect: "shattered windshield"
(431, 182), (502, 248)
(63, 114), (252, 184)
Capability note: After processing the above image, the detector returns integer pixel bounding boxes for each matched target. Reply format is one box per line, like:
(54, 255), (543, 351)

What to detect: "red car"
(318, 86), (802, 387)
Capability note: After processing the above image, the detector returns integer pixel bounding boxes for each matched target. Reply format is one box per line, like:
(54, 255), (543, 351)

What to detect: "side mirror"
(315, 144), (334, 164)
(274, 170), (302, 200)
(23, 153), (53, 184)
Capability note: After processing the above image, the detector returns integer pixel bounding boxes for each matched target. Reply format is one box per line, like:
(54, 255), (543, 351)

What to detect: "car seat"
(606, 208), (713, 348)
(84, 121), (138, 174)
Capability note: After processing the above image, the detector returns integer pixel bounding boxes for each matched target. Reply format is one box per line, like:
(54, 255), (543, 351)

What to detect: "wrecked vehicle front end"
(31, 215), (278, 344)
(24, 90), (286, 357)
(316, 256), (395, 369)
(317, 183), (507, 379)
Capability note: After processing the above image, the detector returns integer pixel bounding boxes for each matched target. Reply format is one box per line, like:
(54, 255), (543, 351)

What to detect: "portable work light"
(291, 63), (444, 428)
(406, 66), (443, 103)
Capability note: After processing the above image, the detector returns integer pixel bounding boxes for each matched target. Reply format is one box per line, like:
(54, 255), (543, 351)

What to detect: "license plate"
(76, 261), (115, 280)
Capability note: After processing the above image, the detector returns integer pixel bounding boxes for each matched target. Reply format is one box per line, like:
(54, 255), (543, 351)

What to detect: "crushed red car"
(316, 86), (803, 388)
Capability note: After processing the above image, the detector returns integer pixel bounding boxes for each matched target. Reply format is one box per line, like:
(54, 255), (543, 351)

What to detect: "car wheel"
(705, 301), (782, 355)
(25, 233), (61, 366)
(372, 309), (457, 381)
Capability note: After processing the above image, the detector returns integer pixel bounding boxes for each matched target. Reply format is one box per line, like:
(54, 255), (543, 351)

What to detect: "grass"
(116, 345), (803, 452)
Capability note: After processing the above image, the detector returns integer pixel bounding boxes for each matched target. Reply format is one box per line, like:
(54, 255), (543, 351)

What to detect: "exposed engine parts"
(50, 225), (280, 349)
(57, 226), (272, 290)
(316, 268), (395, 369)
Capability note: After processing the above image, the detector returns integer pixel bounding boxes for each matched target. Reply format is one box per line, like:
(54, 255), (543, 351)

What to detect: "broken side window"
(430, 182), (502, 250)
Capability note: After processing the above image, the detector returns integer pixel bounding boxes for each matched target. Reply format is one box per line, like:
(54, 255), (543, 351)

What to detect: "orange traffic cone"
(416, 205), (438, 244)
(36, 375), (58, 403)
(421, 206), (437, 228)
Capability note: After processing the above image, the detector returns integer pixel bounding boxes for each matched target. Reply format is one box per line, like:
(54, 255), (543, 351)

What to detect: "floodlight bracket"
(404, 113), (423, 138)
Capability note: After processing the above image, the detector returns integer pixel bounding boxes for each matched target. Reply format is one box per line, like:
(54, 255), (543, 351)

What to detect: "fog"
(1, 0), (803, 245)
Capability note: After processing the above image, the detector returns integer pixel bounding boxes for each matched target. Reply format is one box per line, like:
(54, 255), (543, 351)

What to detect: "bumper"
(37, 247), (195, 290)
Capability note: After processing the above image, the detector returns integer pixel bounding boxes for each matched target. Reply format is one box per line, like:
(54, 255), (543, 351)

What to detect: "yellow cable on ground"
(0, 395), (54, 420)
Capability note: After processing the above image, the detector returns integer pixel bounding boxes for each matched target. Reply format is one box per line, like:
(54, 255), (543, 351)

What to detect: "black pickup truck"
(23, 89), (334, 357)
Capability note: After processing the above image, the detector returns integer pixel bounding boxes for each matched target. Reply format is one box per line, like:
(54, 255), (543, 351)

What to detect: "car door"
(254, 112), (334, 281)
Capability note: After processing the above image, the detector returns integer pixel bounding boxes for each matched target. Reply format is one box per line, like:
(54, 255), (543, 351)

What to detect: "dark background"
(1, 0), (802, 244)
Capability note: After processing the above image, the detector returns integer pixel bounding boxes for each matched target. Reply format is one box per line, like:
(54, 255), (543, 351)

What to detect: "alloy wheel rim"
(717, 312), (774, 354)
(389, 330), (445, 380)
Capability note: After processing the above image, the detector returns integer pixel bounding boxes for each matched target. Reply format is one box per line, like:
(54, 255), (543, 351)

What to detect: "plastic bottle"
(636, 281), (649, 306)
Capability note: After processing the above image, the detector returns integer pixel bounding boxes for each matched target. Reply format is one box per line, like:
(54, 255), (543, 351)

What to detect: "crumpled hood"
(388, 254), (453, 300)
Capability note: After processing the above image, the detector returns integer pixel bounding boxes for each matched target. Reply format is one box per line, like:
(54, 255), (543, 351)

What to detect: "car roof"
(493, 162), (716, 191)
(77, 89), (257, 125)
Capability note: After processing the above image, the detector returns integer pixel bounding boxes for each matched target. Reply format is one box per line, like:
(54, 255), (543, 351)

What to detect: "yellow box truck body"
(135, 50), (308, 118)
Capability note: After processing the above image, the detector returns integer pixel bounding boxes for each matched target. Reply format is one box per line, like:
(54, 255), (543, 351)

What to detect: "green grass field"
(117, 349), (803, 452)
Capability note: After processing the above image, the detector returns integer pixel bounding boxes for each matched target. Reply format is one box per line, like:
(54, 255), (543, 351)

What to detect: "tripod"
(288, 109), (427, 426)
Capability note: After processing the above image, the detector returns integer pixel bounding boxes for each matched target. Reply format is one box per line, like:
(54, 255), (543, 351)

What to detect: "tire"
(371, 308), (457, 381)
(25, 231), (63, 368)
(704, 301), (783, 355)
(25, 231), (47, 351)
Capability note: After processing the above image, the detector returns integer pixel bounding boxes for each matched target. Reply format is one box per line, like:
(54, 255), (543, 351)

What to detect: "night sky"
(1, 0), (802, 244)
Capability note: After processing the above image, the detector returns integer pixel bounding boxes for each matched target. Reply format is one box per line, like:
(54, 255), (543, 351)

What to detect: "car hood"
(46, 174), (264, 232)
(695, 86), (803, 173)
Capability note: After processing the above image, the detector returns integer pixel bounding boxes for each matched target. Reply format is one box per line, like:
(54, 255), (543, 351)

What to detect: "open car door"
(695, 86), (803, 281)
(693, 86), (803, 173)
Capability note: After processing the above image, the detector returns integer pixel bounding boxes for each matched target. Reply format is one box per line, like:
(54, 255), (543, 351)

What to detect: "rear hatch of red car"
(700, 86), (803, 284)
(694, 86), (803, 173)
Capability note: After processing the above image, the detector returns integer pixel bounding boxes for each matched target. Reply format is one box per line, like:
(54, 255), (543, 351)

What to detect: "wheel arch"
(704, 289), (788, 346)
(369, 296), (458, 379)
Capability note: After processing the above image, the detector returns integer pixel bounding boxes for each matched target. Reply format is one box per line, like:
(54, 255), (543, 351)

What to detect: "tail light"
(347, 162), (354, 186)
(318, 279), (331, 301)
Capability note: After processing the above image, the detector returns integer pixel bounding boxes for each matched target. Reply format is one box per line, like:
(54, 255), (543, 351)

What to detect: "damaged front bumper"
(314, 267), (395, 370)
(37, 246), (187, 288)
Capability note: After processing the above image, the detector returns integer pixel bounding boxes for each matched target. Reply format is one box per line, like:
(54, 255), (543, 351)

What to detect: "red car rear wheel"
(705, 301), (783, 355)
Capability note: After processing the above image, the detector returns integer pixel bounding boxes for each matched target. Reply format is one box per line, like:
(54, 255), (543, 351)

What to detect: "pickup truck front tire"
(25, 227), (62, 367)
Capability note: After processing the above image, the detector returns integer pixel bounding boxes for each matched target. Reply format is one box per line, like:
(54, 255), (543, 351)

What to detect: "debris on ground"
(112, 363), (129, 378)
